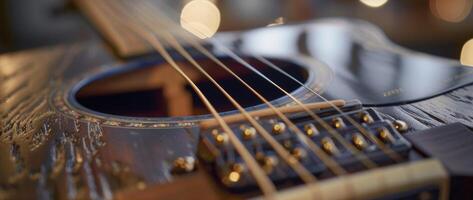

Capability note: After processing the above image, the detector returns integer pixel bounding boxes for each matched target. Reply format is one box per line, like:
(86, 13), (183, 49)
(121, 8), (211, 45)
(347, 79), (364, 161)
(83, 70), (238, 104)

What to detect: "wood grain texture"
(378, 85), (473, 131)
(1, 36), (472, 199)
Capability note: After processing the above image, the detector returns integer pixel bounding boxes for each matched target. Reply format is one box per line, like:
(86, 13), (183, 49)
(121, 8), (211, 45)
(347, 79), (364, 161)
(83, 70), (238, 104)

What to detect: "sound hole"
(75, 57), (308, 118)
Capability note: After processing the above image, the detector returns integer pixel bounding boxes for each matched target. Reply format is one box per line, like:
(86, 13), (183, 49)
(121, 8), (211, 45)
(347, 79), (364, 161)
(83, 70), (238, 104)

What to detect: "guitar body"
(1, 19), (473, 200)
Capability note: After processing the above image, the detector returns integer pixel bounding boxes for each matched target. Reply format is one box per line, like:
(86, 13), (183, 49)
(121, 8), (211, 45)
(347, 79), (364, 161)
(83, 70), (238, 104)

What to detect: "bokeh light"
(430, 0), (473, 23)
(180, 0), (221, 39)
(461, 39), (473, 66)
(360, 0), (389, 8)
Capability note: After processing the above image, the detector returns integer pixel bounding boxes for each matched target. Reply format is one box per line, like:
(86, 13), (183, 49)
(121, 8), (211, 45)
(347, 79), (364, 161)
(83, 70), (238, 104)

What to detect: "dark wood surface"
(1, 35), (473, 199)
(378, 86), (473, 131)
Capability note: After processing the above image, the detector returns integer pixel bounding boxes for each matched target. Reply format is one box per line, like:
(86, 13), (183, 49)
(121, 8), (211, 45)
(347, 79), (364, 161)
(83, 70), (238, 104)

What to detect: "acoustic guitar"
(1, 0), (473, 199)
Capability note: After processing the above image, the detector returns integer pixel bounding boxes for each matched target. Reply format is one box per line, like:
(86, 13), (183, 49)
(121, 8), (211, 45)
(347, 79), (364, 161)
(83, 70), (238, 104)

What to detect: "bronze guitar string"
(104, 0), (323, 197)
(95, 0), (277, 198)
(103, 0), (337, 198)
(114, 0), (349, 180)
(209, 37), (404, 162)
(132, 0), (383, 169)
(130, 0), (350, 177)
(257, 56), (406, 158)
(134, 1), (410, 194)
(108, 0), (380, 196)
(96, 0), (408, 198)
(120, 0), (350, 183)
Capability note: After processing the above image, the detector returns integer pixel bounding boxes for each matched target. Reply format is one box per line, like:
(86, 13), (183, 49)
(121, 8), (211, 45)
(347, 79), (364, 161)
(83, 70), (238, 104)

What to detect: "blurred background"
(0, 0), (472, 62)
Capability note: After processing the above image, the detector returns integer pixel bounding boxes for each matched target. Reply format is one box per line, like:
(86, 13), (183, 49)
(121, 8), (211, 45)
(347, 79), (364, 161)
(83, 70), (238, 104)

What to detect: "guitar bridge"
(198, 100), (411, 190)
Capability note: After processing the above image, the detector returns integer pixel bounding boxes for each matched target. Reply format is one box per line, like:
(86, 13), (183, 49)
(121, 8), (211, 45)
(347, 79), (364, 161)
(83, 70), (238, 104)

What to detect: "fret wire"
(133, 0), (379, 169)
(97, 0), (277, 198)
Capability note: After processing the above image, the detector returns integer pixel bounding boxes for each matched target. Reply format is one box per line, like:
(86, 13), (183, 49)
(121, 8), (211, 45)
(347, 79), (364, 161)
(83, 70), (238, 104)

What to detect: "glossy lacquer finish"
(1, 19), (473, 200)
(229, 19), (473, 106)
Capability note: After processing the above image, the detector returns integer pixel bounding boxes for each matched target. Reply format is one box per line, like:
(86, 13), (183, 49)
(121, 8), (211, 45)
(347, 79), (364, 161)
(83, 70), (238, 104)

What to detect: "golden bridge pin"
(352, 133), (367, 150)
(359, 112), (374, 123)
(393, 120), (408, 133)
(227, 171), (241, 184)
(332, 117), (346, 129)
(304, 124), (319, 137)
(378, 128), (394, 143)
(242, 127), (256, 140)
(214, 133), (228, 145)
(321, 137), (340, 155)
(224, 163), (245, 185)
(272, 122), (286, 134)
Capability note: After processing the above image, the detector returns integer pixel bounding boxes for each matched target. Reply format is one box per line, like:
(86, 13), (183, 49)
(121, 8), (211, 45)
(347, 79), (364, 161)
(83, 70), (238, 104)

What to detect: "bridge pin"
(393, 120), (408, 133)
(332, 117), (346, 129)
(242, 127), (256, 140)
(359, 112), (374, 123)
(304, 124), (319, 137)
(321, 137), (340, 155)
(272, 122), (286, 134)
(352, 133), (368, 150)
(223, 163), (245, 185)
(378, 127), (394, 143)
(214, 133), (228, 145)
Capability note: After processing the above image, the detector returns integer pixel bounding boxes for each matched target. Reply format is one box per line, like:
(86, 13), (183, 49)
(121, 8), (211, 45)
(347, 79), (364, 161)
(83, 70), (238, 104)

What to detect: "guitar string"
(211, 41), (405, 163)
(135, 3), (402, 195)
(130, 0), (351, 176)
(113, 0), (380, 191)
(175, 33), (348, 175)
(111, 0), (320, 186)
(119, 1), (386, 197)
(134, 0), (380, 168)
(202, 22), (403, 192)
(176, 19), (395, 194)
(95, 0), (277, 198)
(99, 0), (398, 195)
(257, 57), (404, 162)
(162, 31), (319, 184)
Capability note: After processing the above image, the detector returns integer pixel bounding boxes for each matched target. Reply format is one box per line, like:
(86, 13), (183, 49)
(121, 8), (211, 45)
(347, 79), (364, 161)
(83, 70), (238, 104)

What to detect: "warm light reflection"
(430, 0), (473, 23)
(180, 0), (221, 39)
(267, 17), (285, 27)
(461, 39), (473, 67)
(359, 0), (389, 8)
